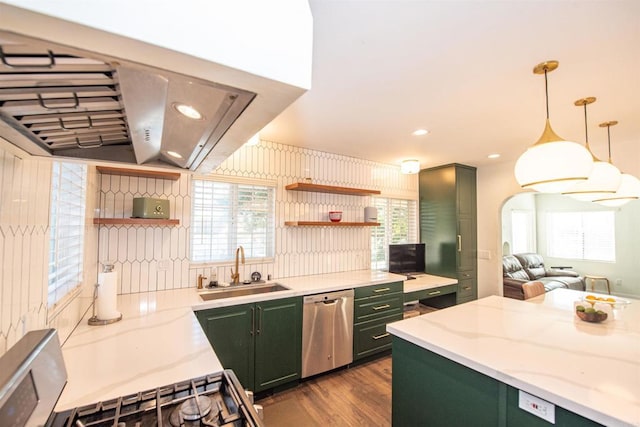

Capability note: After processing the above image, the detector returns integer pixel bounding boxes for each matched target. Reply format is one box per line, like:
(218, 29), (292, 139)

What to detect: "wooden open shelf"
(285, 182), (380, 196)
(96, 166), (180, 181)
(285, 221), (380, 227)
(93, 218), (180, 226)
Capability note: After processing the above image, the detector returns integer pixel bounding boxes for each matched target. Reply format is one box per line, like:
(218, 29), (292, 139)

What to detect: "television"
(388, 243), (425, 276)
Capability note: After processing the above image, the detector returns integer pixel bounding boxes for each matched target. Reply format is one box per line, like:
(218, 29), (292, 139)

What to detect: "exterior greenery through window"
(546, 211), (615, 262)
(191, 178), (275, 263)
(49, 162), (87, 307)
(370, 197), (417, 270)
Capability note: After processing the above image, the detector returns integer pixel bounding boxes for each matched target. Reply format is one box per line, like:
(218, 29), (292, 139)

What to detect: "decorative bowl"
(576, 309), (608, 323)
(582, 294), (631, 309)
(329, 211), (342, 222)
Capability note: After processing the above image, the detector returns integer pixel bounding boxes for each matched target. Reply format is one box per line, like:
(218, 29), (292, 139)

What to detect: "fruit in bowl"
(575, 305), (608, 323)
(329, 211), (342, 222)
(582, 294), (631, 309)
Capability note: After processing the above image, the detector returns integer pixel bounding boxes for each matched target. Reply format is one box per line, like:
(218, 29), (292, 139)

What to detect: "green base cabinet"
(353, 281), (403, 360)
(196, 296), (302, 392)
(392, 337), (603, 426)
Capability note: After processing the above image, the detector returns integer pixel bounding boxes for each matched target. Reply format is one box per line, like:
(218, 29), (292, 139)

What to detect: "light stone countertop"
(402, 273), (458, 294)
(55, 269), (413, 411)
(386, 288), (640, 427)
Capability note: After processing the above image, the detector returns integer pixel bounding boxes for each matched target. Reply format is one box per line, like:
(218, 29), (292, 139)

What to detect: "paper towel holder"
(88, 263), (123, 326)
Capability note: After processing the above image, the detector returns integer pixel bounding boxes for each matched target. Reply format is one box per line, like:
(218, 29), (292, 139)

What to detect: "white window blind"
(511, 210), (536, 254)
(546, 211), (615, 262)
(371, 197), (418, 270)
(191, 179), (275, 262)
(48, 162), (87, 306)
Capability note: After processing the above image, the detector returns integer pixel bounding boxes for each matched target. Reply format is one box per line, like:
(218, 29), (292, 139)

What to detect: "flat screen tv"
(388, 243), (425, 275)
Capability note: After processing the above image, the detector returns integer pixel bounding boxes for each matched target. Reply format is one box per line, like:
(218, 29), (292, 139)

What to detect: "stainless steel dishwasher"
(301, 289), (354, 378)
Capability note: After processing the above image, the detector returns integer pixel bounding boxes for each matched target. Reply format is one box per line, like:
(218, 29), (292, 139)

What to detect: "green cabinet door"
(254, 297), (302, 392)
(196, 303), (255, 390)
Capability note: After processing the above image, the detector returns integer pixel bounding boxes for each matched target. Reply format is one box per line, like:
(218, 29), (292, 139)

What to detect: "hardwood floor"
(258, 355), (392, 426)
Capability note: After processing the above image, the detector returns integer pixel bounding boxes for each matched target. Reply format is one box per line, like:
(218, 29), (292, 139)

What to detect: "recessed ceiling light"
(167, 151), (183, 159)
(172, 103), (203, 120)
(488, 154), (501, 159)
(412, 129), (430, 136)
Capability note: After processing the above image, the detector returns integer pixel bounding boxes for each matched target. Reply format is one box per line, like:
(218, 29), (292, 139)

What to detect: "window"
(191, 178), (275, 263)
(48, 162), (87, 306)
(546, 211), (615, 262)
(511, 210), (536, 254)
(370, 197), (418, 270)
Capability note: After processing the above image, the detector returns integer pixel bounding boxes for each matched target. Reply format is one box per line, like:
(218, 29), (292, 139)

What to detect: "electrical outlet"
(616, 279), (622, 286)
(518, 390), (555, 424)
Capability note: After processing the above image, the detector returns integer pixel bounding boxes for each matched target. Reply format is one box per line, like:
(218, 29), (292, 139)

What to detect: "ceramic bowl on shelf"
(329, 211), (342, 222)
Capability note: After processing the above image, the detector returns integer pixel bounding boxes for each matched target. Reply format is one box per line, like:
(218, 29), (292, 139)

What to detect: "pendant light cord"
(583, 103), (589, 147)
(544, 68), (550, 119)
(606, 124), (612, 162)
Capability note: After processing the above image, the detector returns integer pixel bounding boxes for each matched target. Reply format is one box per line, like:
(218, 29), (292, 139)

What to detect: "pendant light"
(593, 121), (640, 207)
(514, 61), (593, 193)
(563, 97), (621, 201)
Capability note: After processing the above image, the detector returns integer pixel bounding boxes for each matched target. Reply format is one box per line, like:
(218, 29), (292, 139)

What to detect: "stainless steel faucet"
(230, 246), (245, 284)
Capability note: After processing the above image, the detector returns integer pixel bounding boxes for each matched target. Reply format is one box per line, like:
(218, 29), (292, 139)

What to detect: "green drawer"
(457, 276), (476, 301)
(354, 281), (403, 299)
(354, 313), (403, 360)
(354, 294), (403, 322)
(404, 284), (458, 303)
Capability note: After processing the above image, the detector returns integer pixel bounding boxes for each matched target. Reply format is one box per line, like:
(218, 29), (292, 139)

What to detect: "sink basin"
(199, 283), (290, 301)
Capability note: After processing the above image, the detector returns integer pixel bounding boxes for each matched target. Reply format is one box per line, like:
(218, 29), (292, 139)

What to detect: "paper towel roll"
(96, 271), (121, 320)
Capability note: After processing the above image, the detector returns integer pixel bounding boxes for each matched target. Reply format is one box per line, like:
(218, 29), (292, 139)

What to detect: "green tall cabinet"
(196, 296), (302, 392)
(419, 163), (477, 304)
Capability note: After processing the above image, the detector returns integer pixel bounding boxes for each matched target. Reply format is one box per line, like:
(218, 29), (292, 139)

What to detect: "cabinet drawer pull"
(250, 307), (255, 336)
(463, 286), (471, 291)
(373, 304), (391, 311)
(428, 290), (441, 296)
(457, 235), (462, 252)
(257, 306), (263, 335)
(373, 287), (390, 293)
(372, 333), (390, 340)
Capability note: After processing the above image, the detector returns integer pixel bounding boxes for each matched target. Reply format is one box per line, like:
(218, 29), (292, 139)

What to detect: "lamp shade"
(401, 159), (420, 174)
(593, 173), (640, 207)
(564, 160), (622, 201)
(515, 120), (593, 193)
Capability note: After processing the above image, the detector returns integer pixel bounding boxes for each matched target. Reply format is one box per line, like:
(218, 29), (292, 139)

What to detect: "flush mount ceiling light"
(514, 61), (593, 193)
(593, 121), (640, 207)
(401, 159), (420, 174)
(172, 103), (203, 120)
(563, 97), (621, 201)
(166, 150), (183, 159)
(412, 129), (430, 136)
(488, 154), (501, 159)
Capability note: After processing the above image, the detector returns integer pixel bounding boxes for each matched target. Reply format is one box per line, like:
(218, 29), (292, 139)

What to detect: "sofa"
(503, 253), (585, 300)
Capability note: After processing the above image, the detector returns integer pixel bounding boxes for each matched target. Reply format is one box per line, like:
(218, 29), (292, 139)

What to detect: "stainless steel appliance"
(301, 289), (354, 378)
(0, 329), (264, 427)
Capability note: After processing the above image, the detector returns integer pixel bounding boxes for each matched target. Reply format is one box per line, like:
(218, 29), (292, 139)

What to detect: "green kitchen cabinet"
(419, 163), (477, 304)
(392, 337), (603, 426)
(196, 296), (302, 392)
(353, 281), (403, 360)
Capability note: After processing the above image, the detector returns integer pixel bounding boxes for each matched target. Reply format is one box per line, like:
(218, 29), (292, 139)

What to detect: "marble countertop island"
(387, 289), (640, 426)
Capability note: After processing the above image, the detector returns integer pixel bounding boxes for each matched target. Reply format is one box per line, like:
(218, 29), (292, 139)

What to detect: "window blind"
(511, 210), (536, 254)
(48, 162), (87, 306)
(370, 197), (418, 270)
(546, 211), (615, 262)
(191, 179), (275, 262)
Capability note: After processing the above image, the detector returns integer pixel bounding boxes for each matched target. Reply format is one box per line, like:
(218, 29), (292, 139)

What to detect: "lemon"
(585, 295), (596, 300)
(606, 297), (616, 303)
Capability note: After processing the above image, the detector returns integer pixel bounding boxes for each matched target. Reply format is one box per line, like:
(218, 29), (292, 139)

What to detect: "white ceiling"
(260, 0), (640, 173)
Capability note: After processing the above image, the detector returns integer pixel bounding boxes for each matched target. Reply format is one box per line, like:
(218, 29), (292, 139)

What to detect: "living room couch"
(503, 253), (585, 300)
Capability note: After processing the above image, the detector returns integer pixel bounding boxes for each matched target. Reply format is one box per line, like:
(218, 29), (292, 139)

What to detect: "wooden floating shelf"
(96, 166), (180, 181)
(285, 221), (380, 227)
(285, 182), (380, 196)
(93, 218), (180, 226)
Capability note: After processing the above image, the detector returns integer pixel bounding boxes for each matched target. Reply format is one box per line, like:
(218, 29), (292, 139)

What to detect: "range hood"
(0, 2), (312, 173)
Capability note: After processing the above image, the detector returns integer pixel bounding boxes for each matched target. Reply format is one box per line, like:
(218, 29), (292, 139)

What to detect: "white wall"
(501, 193), (536, 255)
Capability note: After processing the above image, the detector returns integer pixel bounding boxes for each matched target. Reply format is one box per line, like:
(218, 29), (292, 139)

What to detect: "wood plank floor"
(258, 355), (392, 426)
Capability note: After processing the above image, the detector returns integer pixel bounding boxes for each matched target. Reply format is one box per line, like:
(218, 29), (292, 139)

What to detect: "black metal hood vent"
(0, 33), (255, 171)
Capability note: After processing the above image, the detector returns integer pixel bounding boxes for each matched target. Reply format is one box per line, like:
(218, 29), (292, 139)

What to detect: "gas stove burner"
(170, 395), (219, 427)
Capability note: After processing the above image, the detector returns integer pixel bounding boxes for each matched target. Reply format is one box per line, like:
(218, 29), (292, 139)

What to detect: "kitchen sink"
(199, 283), (290, 301)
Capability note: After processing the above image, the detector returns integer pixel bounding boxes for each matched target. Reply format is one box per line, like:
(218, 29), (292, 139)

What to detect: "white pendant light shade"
(514, 121), (593, 193)
(565, 160), (621, 201)
(593, 173), (640, 207)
